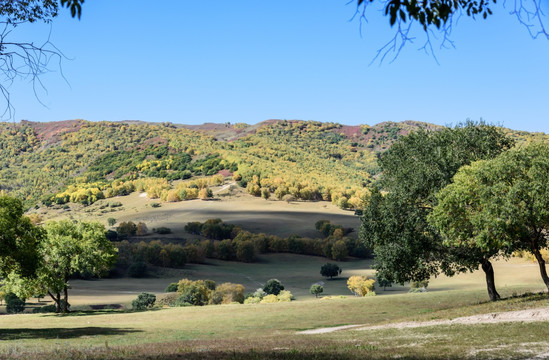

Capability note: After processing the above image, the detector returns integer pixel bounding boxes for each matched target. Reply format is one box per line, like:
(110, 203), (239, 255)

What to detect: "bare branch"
(0, 20), (68, 120)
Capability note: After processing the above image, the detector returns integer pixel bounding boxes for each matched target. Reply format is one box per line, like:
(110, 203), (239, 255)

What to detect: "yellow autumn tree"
(347, 276), (375, 297)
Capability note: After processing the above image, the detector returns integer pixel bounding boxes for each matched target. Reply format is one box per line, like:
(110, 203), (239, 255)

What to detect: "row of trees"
(0, 196), (118, 312)
(361, 122), (549, 301)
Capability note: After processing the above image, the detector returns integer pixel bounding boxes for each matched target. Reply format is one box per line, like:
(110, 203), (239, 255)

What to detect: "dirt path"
(298, 307), (549, 334)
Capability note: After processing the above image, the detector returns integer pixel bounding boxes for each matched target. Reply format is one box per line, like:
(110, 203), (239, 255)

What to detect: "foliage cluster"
(347, 275), (376, 297)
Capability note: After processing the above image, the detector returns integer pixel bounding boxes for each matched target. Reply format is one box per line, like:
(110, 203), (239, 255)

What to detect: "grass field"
(1, 253), (548, 359)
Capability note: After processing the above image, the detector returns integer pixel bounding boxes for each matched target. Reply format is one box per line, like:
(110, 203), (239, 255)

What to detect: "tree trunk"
(48, 291), (61, 313)
(480, 258), (500, 301)
(532, 248), (549, 292)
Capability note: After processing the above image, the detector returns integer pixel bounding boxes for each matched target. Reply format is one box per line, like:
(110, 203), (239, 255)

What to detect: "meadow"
(1, 252), (547, 359)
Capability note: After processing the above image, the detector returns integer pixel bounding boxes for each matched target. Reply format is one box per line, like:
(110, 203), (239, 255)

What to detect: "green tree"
(0, 196), (44, 278)
(132, 292), (156, 311)
(40, 220), (118, 312)
(360, 122), (514, 301)
(320, 263), (342, 279)
(5, 292), (25, 314)
(310, 284), (323, 298)
(430, 142), (549, 293)
(263, 279), (285, 296)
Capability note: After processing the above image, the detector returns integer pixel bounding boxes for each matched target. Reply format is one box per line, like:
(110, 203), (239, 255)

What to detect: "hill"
(0, 119), (546, 209)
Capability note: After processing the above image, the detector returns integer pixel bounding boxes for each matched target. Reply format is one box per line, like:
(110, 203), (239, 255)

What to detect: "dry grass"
(39, 185), (360, 239)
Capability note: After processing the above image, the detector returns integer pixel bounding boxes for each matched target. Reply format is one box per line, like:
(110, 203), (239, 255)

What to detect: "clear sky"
(4, 1), (549, 132)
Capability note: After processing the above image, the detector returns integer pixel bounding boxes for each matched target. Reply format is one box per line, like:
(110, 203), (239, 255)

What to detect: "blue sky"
(4, 1), (549, 132)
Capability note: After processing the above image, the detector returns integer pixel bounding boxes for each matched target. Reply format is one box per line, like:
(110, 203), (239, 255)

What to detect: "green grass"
(1, 289), (548, 359)
(1, 253), (548, 359)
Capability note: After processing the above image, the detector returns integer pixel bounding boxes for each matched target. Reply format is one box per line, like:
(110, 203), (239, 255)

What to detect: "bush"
(310, 284), (324, 298)
(263, 279), (284, 296)
(184, 221), (202, 235)
(410, 280), (429, 292)
(105, 229), (118, 241)
(210, 283), (245, 304)
(165, 282), (178, 292)
(117, 221), (137, 237)
(154, 227), (172, 234)
(107, 217), (116, 226)
(136, 222), (148, 236)
(127, 261), (147, 278)
(347, 276), (376, 297)
(32, 304), (57, 313)
(151, 202), (161, 208)
(132, 292), (156, 310)
(260, 294), (278, 303)
(236, 240), (256, 262)
(320, 263), (342, 279)
(5, 293), (25, 314)
(177, 281), (211, 306)
(276, 290), (293, 302)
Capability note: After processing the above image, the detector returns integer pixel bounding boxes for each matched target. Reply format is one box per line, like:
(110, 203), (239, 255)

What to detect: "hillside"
(0, 119), (546, 209)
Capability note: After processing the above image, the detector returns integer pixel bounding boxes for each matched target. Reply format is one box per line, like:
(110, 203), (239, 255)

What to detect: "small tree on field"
(117, 221), (137, 237)
(132, 292), (156, 311)
(310, 284), (323, 298)
(263, 279), (285, 295)
(107, 218), (116, 227)
(320, 263), (342, 279)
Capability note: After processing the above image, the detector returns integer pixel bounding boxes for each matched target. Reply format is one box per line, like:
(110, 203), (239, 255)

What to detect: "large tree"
(40, 220), (117, 312)
(0, 195), (44, 278)
(430, 142), (549, 293)
(360, 122), (514, 301)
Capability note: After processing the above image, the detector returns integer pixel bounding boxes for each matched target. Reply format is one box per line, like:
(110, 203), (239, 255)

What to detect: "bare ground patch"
(298, 307), (549, 334)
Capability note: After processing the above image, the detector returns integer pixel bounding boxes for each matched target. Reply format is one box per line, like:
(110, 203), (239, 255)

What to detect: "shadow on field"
(0, 327), (141, 340)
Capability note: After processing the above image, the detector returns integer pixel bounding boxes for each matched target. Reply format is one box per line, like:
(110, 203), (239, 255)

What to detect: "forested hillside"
(0, 119), (545, 209)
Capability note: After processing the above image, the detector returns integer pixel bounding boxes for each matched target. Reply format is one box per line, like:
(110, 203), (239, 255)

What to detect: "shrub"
(107, 217), (116, 226)
(154, 227), (172, 234)
(151, 202), (161, 208)
(347, 276), (376, 297)
(176, 280), (211, 306)
(132, 292), (156, 310)
(117, 221), (137, 237)
(331, 240), (348, 261)
(236, 240), (256, 262)
(410, 280), (429, 292)
(184, 222), (202, 235)
(210, 283), (245, 304)
(320, 263), (342, 279)
(260, 294), (278, 303)
(165, 282), (179, 292)
(310, 284), (324, 298)
(263, 279), (284, 296)
(32, 304), (57, 313)
(5, 293), (25, 314)
(136, 222), (148, 236)
(276, 290), (293, 302)
(105, 229), (118, 241)
(127, 261), (147, 278)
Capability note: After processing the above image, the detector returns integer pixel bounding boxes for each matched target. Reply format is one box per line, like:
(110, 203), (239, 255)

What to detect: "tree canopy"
(430, 142), (549, 293)
(39, 220), (117, 312)
(360, 122), (514, 301)
(0, 196), (44, 278)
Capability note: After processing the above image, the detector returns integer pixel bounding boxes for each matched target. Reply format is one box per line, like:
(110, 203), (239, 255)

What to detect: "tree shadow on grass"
(0, 327), (141, 340)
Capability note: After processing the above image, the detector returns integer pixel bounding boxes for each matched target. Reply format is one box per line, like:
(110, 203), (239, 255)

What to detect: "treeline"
(110, 219), (368, 274)
(42, 175), (225, 206)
